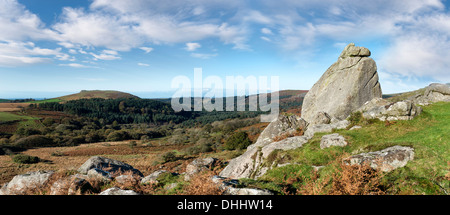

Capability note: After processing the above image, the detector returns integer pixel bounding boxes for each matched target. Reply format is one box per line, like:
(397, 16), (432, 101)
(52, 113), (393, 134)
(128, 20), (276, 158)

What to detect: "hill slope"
(57, 90), (139, 101)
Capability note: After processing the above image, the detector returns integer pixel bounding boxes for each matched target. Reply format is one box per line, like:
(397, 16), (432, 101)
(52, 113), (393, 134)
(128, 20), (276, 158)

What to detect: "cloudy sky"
(0, 0), (449, 98)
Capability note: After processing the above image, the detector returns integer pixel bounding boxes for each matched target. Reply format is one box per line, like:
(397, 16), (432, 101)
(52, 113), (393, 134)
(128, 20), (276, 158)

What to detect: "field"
(27, 99), (62, 104)
(0, 103), (31, 112)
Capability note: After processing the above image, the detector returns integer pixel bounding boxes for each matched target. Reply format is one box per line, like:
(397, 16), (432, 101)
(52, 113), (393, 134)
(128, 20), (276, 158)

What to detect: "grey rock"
(78, 156), (143, 177)
(220, 135), (310, 179)
(0, 170), (54, 195)
(223, 187), (274, 195)
(312, 112), (332, 124)
(99, 187), (140, 195)
(302, 43), (382, 126)
(349, 125), (362, 130)
(358, 98), (422, 121)
(184, 157), (217, 181)
(220, 114), (309, 179)
(211, 176), (273, 195)
(115, 175), (140, 185)
(320, 133), (348, 149)
(141, 170), (169, 184)
(50, 175), (94, 195)
(304, 120), (349, 138)
(87, 168), (112, 182)
(412, 83), (450, 105)
(249, 114), (308, 150)
(345, 146), (414, 172)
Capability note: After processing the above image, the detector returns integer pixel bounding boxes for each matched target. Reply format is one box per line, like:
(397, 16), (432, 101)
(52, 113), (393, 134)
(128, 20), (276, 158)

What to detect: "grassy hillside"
(247, 102), (450, 195)
(57, 90), (139, 101)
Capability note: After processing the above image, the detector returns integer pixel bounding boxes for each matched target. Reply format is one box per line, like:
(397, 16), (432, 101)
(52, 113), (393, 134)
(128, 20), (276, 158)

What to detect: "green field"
(0, 112), (34, 122)
(27, 98), (62, 104)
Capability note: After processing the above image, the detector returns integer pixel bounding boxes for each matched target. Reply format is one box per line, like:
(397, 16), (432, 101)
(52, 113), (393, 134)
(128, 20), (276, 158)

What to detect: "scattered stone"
(184, 157), (217, 181)
(302, 43), (382, 125)
(349, 125), (362, 130)
(320, 133), (348, 149)
(78, 156), (143, 177)
(0, 170), (54, 195)
(99, 187), (140, 195)
(345, 146), (414, 172)
(141, 170), (169, 184)
(50, 175), (94, 195)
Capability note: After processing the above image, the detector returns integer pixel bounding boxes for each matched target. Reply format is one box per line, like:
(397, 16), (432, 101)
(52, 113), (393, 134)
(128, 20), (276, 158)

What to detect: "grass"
(28, 99), (62, 104)
(251, 102), (450, 195)
(0, 112), (38, 122)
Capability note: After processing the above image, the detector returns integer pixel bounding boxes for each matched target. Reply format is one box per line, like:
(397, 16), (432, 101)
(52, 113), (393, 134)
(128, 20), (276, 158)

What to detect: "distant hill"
(57, 90), (139, 101)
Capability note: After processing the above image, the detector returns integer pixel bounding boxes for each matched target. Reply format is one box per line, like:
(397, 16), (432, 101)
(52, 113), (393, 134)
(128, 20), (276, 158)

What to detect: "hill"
(57, 90), (139, 101)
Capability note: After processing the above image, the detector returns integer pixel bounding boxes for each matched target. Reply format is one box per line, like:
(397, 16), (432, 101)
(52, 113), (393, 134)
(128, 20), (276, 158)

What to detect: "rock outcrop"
(219, 114), (309, 179)
(357, 98), (422, 121)
(411, 83), (450, 105)
(345, 146), (414, 172)
(301, 43), (382, 125)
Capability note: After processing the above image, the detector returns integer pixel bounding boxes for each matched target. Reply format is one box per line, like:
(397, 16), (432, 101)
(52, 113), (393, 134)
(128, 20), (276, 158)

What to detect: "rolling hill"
(57, 90), (139, 101)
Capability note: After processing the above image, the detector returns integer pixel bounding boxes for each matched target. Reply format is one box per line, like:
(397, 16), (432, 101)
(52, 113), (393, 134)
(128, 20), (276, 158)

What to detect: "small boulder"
(0, 170), (54, 195)
(141, 170), (170, 184)
(50, 175), (94, 195)
(320, 133), (348, 149)
(78, 156), (143, 177)
(345, 146), (414, 172)
(184, 157), (217, 181)
(99, 187), (140, 195)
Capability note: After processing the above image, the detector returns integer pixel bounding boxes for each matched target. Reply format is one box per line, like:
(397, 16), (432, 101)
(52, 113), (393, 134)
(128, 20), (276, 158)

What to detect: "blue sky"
(0, 0), (450, 98)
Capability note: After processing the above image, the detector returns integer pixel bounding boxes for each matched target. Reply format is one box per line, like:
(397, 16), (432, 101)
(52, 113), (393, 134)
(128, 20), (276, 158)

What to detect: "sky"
(0, 0), (450, 98)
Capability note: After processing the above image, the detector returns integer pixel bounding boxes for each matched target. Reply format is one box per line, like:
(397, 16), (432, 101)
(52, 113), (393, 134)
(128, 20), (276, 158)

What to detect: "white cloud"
(0, 0), (59, 41)
(185, 42), (201, 51)
(90, 50), (121, 60)
(261, 28), (273, 35)
(139, 47), (153, 53)
(0, 40), (67, 67)
(261, 36), (271, 42)
(59, 63), (94, 68)
(138, 63), (150, 66)
(190, 53), (218, 59)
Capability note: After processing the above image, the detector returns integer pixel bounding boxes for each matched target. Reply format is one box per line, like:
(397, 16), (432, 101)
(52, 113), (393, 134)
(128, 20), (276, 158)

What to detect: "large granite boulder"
(302, 43), (382, 125)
